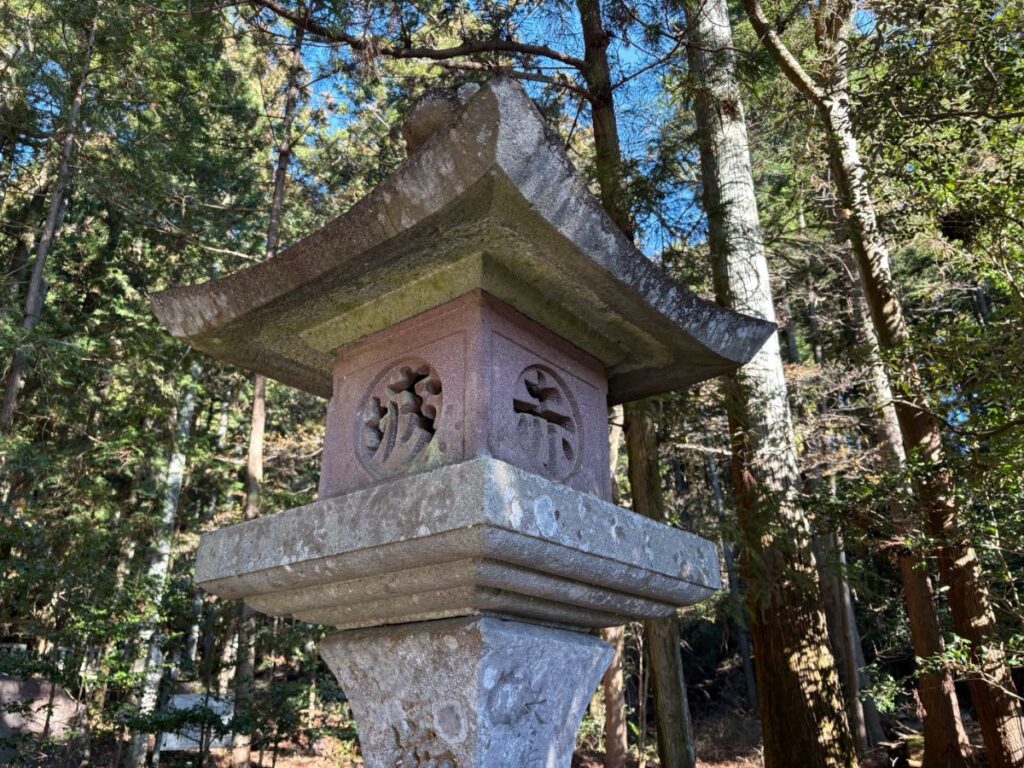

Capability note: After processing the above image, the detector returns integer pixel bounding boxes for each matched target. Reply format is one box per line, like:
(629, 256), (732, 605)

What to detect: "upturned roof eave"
(150, 78), (775, 400)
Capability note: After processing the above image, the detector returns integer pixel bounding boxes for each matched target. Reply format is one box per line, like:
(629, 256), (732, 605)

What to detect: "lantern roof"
(150, 78), (773, 403)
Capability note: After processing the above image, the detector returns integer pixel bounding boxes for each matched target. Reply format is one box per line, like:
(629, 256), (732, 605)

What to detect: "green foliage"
(861, 665), (905, 716)
(0, 0), (1021, 762)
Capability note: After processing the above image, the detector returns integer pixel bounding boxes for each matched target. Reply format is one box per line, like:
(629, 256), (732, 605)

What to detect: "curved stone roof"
(150, 78), (774, 403)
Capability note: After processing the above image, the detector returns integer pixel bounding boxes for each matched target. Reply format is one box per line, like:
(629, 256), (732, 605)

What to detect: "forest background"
(0, 0), (1022, 767)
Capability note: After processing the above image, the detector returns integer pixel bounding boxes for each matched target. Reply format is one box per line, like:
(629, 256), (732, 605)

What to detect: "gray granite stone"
(195, 457), (720, 629)
(150, 78), (774, 403)
(320, 616), (611, 767)
(247, 559), (674, 631)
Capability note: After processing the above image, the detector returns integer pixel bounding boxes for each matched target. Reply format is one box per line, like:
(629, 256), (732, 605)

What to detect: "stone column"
(321, 617), (611, 767)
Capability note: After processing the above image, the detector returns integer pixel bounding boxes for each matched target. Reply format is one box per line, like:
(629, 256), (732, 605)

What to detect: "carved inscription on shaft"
(359, 360), (442, 476)
(512, 365), (580, 480)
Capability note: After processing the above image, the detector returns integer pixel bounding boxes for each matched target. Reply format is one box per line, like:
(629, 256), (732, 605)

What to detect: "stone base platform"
(320, 616), (612, 767)
(194, 457), (720, 630)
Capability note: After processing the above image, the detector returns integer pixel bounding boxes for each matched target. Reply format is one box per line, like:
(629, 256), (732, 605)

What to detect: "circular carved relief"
(358, 359), (442, 477)
(512, 365), (581, 481)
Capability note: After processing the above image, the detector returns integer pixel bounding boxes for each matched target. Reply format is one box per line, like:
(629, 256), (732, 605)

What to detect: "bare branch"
(671, 442), (733, 457)
(252, 0), (585, 70)
(612, 36), (685, 90)
(430, 60), (591, 100)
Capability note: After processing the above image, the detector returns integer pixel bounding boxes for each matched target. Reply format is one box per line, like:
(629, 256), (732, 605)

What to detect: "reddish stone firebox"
(320, 290), (610, 501)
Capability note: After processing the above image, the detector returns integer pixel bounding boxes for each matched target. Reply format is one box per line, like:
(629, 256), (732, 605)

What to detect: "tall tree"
(684, 1), (856, 765)
(741, 2), (1024, 764)
(603, 405), (628, 768)
(232, 20), (306, 768)
(624, 400), (696, 768)
(846, 248), (969, 767)
(0, 8), (97, 427)
(125, 360), (202, 768)
(574, 0), (696, 762)
(574, 0), (633, 239)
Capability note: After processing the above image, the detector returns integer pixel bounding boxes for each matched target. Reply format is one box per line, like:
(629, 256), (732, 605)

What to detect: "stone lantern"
(151, 78), (773, 767)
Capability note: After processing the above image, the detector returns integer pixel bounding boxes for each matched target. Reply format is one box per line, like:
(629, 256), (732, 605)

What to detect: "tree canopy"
(0, 1), (1021, 766)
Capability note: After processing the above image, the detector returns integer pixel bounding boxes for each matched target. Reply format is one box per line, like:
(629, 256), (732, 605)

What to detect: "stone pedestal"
(321, 617), (611, 768)
(194, 455), (719, 766)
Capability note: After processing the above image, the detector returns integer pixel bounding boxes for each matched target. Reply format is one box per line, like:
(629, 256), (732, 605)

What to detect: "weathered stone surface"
(320, 616), (611, 767)
(248, 558), (673, 630)
(195, 457), (720, 629)
(150, 78), (774, 403)
(401, 83), (480, 153)
(320, 290), (611, 500)
(0, 675), (84, 763)
(149, 71), (744, 768)
(159, 693), (233, 752)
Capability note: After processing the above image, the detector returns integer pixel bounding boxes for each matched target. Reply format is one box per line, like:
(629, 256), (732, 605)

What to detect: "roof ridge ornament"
(401, 82), (481, 153)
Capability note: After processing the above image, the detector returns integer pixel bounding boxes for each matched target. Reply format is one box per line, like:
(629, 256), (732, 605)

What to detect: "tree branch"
(889, 398), (1024, 439)
(430, 60), (591, 100)
(612, 36), (684, 90)
(252, 0), (585, 70)
(672, 442), (733, 457)
(740, 0), (824, 104)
